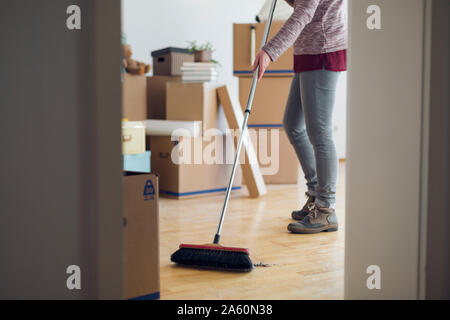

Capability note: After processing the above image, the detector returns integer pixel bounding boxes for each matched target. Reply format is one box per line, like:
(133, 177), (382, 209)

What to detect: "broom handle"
(214, 0), (277, 244)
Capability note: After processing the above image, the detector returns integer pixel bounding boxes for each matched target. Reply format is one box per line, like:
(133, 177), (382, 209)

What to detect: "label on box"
(143, 179), (155, 201)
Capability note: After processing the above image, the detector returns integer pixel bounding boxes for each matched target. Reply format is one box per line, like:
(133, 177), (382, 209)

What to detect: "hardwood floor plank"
(159, 162), (346, 299)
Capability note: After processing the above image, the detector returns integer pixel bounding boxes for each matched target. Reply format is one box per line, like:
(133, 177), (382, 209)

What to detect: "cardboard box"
(217, 85), (267, 198)
(250, 127), (299, 184)
(122, 73), (147, 120)
(149, 135), (242, 199)
(123, 151), (151, 173)
(151, 47), (194, 76)
(123, 172), (159, 300)
(166, 82), (219, 133)
(233, 22), (293, 77)
(239, 76), (292, 126)
(146, 76), (182, 119)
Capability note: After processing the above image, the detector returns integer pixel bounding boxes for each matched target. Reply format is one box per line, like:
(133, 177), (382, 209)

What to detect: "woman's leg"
(282, 73), (318, 197)
(299, 69), (340, 208)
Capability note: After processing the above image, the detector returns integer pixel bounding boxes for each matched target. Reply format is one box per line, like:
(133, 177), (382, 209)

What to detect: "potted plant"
(187, 41), (215, 63)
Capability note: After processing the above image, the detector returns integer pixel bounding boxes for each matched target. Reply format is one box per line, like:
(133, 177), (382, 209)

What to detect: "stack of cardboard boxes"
(146, 47), (191, 120)
(234, 22), (300, 184)
(121, 122), (160, 299)
(122, 57), (159, 299)
(147, 47), (242, 199)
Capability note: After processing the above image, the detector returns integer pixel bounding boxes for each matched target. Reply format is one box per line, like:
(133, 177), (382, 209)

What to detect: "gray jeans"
(283, 69), (340, 208)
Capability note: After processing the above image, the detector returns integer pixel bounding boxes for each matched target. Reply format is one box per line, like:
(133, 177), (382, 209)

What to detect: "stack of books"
(181, 62), (218, 83)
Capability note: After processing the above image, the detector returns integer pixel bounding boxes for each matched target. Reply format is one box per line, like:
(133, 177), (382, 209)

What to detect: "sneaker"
(291, 193), (315, 220)
(287, 203), (338, 234)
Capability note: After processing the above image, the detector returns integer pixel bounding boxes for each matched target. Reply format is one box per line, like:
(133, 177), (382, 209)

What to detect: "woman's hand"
(252, 50), (271, 81)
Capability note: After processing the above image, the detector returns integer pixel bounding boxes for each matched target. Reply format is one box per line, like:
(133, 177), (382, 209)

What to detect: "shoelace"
(307, 202), (319, 220)
(302, 193), (314, 209)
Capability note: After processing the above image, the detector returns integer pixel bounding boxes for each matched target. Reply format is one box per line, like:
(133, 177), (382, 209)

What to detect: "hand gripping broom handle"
(213, 0), (278, 244)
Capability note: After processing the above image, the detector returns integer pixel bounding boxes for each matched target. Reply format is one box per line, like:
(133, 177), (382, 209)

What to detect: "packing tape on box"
(144, 119), (202, 137)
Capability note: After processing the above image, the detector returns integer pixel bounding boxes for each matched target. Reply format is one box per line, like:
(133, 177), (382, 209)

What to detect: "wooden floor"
(159, 162), (345, 300)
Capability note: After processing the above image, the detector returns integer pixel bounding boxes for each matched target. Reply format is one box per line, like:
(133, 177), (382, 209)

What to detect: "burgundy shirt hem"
(294, 49), (347, 73)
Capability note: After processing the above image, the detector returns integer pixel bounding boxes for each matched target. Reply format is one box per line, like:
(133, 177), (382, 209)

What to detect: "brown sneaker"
(291, 193), (315, 220)
(287, 203), (338, 234)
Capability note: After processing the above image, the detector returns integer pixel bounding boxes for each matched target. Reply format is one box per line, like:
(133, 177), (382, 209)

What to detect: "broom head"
(171, 243), (254, 272)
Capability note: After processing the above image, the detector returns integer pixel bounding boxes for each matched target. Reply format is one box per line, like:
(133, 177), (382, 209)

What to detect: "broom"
(171, 0), (278, 272)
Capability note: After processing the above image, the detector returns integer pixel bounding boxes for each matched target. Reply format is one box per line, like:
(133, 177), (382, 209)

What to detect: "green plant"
(210, 59), (221, 67)
(186, 41), (220, 65)
(187, 41), (215, 53)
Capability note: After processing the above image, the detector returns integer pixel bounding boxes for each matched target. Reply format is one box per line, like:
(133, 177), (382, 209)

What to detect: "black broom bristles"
(171, 245), (254, 272)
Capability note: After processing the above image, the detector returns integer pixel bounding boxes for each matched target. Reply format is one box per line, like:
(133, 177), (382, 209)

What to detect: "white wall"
(122, 0), (265, 88)
(122, 0), (347, 158)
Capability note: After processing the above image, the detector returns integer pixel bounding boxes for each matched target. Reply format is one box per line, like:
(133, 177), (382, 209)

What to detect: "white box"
(122, 120), (145, 155)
